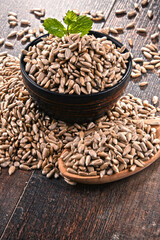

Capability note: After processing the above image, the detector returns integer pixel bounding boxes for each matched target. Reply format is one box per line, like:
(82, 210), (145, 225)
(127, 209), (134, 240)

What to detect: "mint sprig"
(43, 10), (93, 38)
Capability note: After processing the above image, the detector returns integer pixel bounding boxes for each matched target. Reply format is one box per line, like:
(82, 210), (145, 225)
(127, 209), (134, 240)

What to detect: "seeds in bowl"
(23, 33), (130, 95)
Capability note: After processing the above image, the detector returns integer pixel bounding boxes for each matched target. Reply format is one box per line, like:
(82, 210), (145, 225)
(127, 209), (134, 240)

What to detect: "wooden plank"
(103, 0), (160, 101)
(1, 0), (160, 239)
(1, 161), (160, 240)
(0, 169), (32, 237)
(0, 0), (116, 57)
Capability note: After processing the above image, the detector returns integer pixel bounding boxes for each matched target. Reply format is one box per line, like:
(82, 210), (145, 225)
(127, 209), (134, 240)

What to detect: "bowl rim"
(20, 30), (132, 99)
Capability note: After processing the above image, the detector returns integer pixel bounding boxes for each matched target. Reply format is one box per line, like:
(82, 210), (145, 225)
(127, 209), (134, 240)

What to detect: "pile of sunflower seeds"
(23, 34), (130, 94)
(62, 117), (160, 177)
(0, 54), (159, 181)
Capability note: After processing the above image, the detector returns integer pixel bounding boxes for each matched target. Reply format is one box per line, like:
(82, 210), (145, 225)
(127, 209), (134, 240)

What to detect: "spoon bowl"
(58, 119), (160, 184)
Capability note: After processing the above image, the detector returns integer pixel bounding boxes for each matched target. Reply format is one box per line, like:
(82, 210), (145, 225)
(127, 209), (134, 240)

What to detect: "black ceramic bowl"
(20, 31), (132, 123)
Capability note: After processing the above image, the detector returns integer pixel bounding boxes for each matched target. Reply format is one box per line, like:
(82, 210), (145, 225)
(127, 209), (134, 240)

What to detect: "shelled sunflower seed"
(147, 10), (153, 19)
(151, 32), (159, 41)
(4, 41), (14, 48)
(141, 0), (148, 7)
(134, 3), (139, 10)
(21, 19), (31, 26)
(152, 96), (158, 105)
(7, 31), (17, 38)
(126, 22), (135, 29)
(23, 33), (130, 95)
(0, 38), (5, 46)
(127, 10), (137, 19)
(8, 13), (18, 27)
(30, 8), (45, 17)
(115, 9), (126, 16)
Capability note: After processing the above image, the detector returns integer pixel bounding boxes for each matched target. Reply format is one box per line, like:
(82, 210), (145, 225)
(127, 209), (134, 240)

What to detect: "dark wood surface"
(0, 0), (160, 240)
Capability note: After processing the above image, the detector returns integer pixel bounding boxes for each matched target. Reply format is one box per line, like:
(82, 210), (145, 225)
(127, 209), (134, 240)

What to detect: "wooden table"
(0, 0), (160, 239)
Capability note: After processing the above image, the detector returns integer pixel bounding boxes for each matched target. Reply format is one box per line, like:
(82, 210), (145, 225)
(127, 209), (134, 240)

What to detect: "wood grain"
(1, 166), (160, 240)
(0, 169), (32, 237)
(0, 0), (160, 239)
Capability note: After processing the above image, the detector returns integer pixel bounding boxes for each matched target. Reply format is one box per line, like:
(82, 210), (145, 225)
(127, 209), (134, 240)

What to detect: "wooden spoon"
(58, 119), (160, 184)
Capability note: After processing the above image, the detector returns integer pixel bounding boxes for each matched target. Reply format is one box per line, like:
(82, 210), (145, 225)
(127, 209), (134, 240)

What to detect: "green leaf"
(64, 10), (77, 25)
(68, 15), (93, 36)
(43, 18), (67, 38)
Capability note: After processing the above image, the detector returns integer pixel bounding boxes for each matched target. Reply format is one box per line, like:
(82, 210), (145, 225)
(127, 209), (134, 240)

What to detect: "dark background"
(0, 0), (160, 239)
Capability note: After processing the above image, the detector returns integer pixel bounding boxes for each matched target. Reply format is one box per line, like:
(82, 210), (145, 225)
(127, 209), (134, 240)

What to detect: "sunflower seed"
(126, 22), (135, 29)
(5, 41), (14, 48)
(151, 32), (159, 40)
(7, 31), (17, 38)
(0, 38), (5, 46)
(147, 10), (153, 19)
(152, 96), (158, 105)
(143, 51), (152, 59)
(8, 11), (17, 17)
(134, 3), (139, 10)
(128, 38), (133, 47)
(9, 21), (18, 27)
(8, 165), (16, 175)
(136, 28), (147, 34)
(139, 81), (148, 87)
(115, 9), (126, 15)
(8, 15), (18, 22)
(21, 19), (31, 26)
(127, 10), (137, 18)
(141, 0), (148, 7)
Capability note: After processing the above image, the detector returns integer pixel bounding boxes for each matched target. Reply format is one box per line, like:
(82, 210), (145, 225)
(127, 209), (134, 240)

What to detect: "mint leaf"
(64, 10), (77, 25)
(68, 15), (93, 36)
(43, 18), (67, 38)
